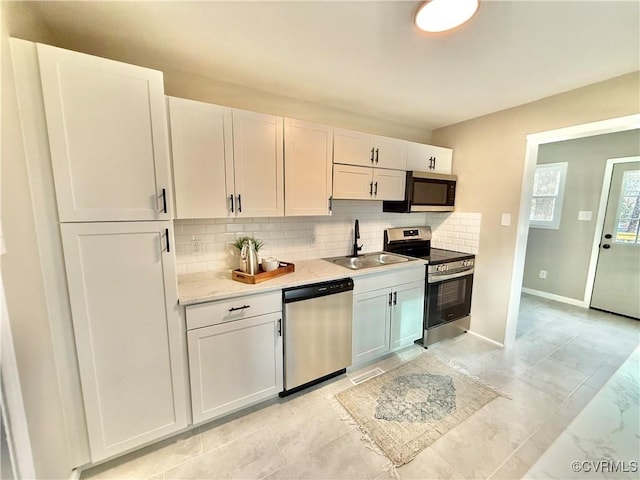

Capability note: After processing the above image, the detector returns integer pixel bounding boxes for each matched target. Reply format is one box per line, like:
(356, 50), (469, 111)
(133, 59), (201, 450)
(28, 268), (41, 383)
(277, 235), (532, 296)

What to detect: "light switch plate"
(501, 213), (511, 226)
(578, 211), (593, 221)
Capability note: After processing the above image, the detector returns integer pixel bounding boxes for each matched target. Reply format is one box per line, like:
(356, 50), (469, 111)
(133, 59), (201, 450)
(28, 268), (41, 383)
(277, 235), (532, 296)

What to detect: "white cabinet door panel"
(352, 289), (391, 364)
(373, 135), (407, 170)
(38, 43), (172, 222)
(406, 142), (453, 174)
(373, 168), (405, 201)
(390, 281), (425, 350)
(333, 164), (373, 200)
(232, 109), (284, 217)
(168, 97), (234, 219)
(284, 118), (333, 216)
(333, 127), (374, 167)
(188, 313), (283, 423)
(61, 222), (187, 462)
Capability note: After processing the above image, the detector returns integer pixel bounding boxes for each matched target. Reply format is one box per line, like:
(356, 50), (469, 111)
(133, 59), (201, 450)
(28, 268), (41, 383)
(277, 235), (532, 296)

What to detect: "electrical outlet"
(539, 270), (547, 279)
(191, 239), (202, 256)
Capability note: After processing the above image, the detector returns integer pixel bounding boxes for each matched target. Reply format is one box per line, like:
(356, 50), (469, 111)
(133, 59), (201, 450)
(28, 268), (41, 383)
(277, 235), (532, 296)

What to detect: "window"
(615, 169), (640, 244)
(530, 162), (568, 229)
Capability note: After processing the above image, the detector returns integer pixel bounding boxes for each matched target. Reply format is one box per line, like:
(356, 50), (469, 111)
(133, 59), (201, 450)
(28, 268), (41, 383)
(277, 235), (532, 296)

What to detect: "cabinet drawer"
(354, 265), (425, 294)
(186, 291), (282, 330)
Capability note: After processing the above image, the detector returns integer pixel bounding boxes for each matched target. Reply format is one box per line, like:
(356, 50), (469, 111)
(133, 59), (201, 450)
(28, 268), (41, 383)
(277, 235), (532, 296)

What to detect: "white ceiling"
(10, 0), (640, 131)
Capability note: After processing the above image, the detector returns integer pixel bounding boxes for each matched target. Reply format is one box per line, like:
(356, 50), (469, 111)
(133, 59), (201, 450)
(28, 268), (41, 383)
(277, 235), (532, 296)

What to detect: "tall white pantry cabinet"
(16, 42), (189, 463)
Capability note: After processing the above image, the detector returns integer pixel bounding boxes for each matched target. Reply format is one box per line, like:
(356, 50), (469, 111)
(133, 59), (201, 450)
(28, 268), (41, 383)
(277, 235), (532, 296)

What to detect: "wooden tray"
(231, 262), (295, 284)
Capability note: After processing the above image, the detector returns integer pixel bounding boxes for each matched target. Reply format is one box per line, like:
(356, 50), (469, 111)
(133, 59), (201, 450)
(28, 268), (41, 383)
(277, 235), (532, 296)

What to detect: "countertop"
(177, 257), (427, 305)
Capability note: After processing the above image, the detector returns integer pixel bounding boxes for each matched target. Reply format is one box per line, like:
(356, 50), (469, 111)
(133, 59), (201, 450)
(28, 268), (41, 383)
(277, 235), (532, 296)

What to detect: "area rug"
(335, 352), (508, 466)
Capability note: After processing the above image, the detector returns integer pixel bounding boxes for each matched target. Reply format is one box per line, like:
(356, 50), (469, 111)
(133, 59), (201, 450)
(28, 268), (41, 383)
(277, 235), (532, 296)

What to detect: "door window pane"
(615, 170), (640, 244)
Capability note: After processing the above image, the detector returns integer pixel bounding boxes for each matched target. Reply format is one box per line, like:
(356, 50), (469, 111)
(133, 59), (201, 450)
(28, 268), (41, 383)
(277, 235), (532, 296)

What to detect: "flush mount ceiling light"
(414, 0), (479, 33)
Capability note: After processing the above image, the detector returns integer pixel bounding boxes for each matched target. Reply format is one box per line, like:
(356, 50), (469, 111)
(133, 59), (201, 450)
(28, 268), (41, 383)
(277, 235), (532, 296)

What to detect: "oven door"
(425, 270), (473, 330)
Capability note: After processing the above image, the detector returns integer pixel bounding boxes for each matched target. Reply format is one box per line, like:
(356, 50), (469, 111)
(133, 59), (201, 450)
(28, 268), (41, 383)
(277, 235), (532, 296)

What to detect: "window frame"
(529, 161), (568, 230)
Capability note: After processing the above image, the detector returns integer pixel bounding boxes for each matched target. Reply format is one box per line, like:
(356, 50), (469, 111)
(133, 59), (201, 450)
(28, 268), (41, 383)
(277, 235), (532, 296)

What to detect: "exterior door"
(591, 159), (640, 318)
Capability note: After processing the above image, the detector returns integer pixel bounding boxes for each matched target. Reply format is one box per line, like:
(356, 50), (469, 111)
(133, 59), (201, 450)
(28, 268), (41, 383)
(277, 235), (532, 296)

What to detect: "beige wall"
(523, 130), (640, 300)
(0, 4), (73, 478)
(431, 72), (640, 343)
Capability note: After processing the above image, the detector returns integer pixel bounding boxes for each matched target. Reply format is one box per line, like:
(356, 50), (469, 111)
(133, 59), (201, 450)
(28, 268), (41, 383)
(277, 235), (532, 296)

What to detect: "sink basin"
(324, 252), (412, 270)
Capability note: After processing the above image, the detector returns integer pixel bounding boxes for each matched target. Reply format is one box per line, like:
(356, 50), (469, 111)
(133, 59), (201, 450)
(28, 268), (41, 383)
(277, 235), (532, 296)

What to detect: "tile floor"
(81, 294), (639, 480)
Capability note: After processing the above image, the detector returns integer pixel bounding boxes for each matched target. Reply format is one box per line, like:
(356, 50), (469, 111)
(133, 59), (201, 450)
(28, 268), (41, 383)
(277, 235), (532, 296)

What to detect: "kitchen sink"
(324, 252), (413, 270)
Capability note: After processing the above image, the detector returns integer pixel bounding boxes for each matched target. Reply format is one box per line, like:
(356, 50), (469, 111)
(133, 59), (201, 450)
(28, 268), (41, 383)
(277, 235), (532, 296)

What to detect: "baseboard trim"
(521, 288), (587, 308)
(466, 330), (504, 348)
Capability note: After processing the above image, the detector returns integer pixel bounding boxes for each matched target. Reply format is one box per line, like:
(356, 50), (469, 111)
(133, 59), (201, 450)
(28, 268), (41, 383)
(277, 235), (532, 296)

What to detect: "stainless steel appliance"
(383, 226), (474, 346)
(281, 278), (354, 395)
(382, 171), (456, 213)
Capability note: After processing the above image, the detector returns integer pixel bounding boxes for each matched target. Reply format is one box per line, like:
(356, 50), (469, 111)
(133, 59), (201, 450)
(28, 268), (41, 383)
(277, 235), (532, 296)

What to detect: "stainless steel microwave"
(382, 171), (456, 213)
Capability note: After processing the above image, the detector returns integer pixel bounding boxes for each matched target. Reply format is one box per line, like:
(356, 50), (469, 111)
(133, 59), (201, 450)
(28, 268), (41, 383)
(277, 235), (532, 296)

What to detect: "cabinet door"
(373, 135), (407, 170)
(232, 109), (284, 217)
(168, 97), (234, 218)
(333, 164), (373, 200)
(37, 44), (172, 222)
(390, 281), (425, 351)
(60, 222), (188, 462)
(373, 168), (405, 201)
(188, 313), (283, 423)
(333, 128), (375, 167)
(284, 118), (333, 216)
(352, 289), (391, 365)
(406, 141), (453, 174)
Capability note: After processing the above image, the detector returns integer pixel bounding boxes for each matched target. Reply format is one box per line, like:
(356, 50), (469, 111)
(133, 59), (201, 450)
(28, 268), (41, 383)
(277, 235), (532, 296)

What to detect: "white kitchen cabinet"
(406, 141), (453, 174)
(37, 43), (172, 222)
(167, 97), (234, 218)
(389, 281), (425, 350)
(60, 221), (188, 462)
(284, 118), (333, 216)
(232, 109), (284, 217)
(352, 267), (425, 366)
(334, 127), (407, 170)
(333, 165), (405, 201)
(186, 293), (283, 423)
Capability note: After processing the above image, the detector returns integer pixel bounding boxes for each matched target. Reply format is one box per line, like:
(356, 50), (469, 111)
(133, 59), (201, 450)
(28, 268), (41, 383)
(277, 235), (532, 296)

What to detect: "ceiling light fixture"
(414, 0), (479, 33)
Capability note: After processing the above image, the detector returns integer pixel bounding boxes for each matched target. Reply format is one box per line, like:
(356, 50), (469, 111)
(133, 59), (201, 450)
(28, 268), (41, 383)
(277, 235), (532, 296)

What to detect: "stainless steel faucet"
(352, 219), (362, 257)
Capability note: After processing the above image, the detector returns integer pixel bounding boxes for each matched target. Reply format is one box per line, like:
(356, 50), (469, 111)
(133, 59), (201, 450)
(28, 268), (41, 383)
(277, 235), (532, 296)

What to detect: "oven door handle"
(428, 268), (474, 283)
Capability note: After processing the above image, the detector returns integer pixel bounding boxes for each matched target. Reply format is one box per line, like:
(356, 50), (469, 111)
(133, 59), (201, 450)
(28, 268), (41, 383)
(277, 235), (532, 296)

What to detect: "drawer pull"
(228, 305), (250, 312)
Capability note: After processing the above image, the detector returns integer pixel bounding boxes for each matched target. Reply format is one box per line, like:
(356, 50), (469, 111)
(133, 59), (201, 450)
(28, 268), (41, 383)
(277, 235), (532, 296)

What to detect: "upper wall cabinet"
(284, 118), (333, 216)
(37, 43), (172, 222)
(406, 141), (453, 174)
(167, 100), (284, 218)
(167, 97), (234, 218)
(333, 165), (405, 201)
(334, 128), (407, 171)
(232, 109), (284, 217)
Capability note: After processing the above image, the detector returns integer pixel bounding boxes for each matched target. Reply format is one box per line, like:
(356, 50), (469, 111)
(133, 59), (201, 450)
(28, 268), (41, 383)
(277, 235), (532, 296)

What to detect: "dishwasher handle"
(283, 278), (354, 303)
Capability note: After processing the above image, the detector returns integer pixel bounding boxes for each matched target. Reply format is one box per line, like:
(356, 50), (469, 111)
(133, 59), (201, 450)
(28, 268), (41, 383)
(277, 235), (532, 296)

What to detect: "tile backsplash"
(173, 200), (481, 274)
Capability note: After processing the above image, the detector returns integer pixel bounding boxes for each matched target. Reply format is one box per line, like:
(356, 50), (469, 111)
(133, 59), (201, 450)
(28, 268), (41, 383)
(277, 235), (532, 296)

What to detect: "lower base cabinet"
(352, 268), (425, 365)
(186, 296), (283, 424)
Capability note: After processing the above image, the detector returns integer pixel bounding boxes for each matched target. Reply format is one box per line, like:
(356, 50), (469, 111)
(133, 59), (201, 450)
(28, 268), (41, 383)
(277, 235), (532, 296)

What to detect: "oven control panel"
(428, 258), (474, 275)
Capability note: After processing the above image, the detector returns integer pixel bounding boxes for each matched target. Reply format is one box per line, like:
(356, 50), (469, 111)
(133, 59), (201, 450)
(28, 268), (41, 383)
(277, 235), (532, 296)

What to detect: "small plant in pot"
(233, 236), (265, 272)
(232, 235), (265, 252)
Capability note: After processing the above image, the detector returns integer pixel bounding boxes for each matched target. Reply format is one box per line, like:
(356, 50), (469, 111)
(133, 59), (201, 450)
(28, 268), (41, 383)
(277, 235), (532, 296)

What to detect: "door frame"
(504, 114), (640, 347)
(588, 156), (640, 308)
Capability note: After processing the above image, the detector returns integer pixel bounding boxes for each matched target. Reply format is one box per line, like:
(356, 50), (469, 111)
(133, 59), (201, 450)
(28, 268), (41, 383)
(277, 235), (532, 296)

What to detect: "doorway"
(591, 157), (640, 318)
(504, 114), (640, 347)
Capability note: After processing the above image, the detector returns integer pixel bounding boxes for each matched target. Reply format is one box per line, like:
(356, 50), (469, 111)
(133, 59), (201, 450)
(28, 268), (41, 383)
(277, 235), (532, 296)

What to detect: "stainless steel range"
(383, 226), (475, 347)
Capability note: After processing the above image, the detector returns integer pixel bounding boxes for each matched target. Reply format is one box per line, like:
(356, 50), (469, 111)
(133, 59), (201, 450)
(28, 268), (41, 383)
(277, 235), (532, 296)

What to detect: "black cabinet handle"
(277, 318), (282, 336)
(161, 188), (168, 214)
(602, 244), (611, 249)
(393, 292), (397, 305)
(374, 182), (378, 196)
(237, 194), (242, 213)
(369, 182), (373, 195)
(432, 157), (437, 169)
(375, 148), (379, 164)
(229, 194), (235, 213)
(165, 228), (170, 253)
(329, 196), (333, 213)
(229, 305), (250, 312)
(370, 148), (375, 164)
(388, 292), (393, 306)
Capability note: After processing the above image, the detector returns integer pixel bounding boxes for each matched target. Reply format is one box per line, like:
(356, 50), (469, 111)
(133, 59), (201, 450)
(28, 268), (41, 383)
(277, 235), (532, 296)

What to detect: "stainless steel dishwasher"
(281, 278), (354, 395)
